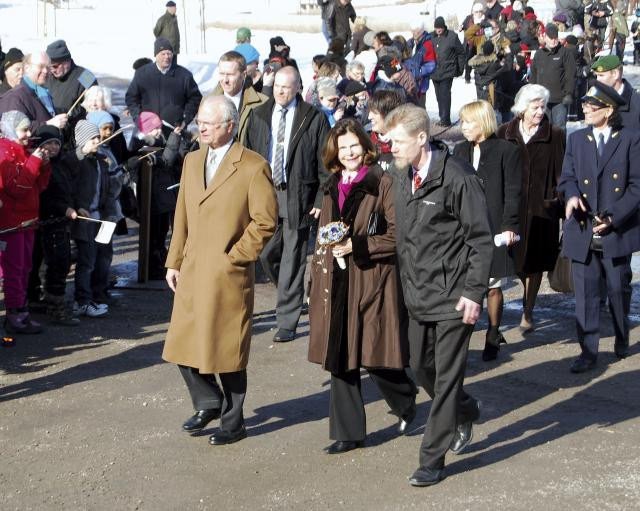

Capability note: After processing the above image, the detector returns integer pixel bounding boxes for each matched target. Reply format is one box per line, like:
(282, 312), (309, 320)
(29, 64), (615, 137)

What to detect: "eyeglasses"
(196, 119), (231, 129)
(581, 102), (605, 111)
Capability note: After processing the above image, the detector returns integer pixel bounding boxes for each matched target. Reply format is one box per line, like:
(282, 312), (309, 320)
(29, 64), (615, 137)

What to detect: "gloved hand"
(126, 156), (142, 172)
(562, 94), (573, 106)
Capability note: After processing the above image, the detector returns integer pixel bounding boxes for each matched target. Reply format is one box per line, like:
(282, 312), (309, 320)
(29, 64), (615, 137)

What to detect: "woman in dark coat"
(496, 84), (565, 332)
(454, 100), (522, 361)
(308, 118), (416, 455)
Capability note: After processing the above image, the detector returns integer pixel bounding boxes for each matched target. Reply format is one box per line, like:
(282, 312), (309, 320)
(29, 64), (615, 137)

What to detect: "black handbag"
(367, 211), (387, 236)
(548, 239), (573, 293)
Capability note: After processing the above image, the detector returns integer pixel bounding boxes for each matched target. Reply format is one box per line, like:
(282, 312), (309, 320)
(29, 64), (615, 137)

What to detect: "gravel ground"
(1, 223), (639, 510)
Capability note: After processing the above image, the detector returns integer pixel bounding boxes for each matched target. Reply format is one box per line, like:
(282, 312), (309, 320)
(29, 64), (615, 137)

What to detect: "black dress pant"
(408, 317), (479, 470)
(432, 78), (453, 125)
(178, 365), (247, 433)
(259, 193), (309, 332)
(42, 224), (71, 297)
(572, 251), (632, 361)
(149, 211), (173, 278)
(329, 368), (417, 441)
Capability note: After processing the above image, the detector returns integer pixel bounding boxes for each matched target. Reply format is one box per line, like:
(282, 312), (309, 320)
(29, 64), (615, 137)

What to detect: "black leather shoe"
(570, 357), (596, 373)
(273, 328), (295, 343)
(182, 409), (220, 433)
(323, 440), (363, 454)
(408, 466), (445, 487)
(208, 426), (247, 445)
(482, 334), (506, 361)
(450, 421), (473, 454)
(397, 407), (416, 435)
(615, 344), (629, 359)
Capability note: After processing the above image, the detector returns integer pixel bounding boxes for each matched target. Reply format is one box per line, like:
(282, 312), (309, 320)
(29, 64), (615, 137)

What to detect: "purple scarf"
(338, 165), (369, 212)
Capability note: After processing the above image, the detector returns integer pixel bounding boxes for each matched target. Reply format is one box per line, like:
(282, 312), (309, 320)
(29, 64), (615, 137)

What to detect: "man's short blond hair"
(459, 100), (498, 139)
(384, 104), (430, 138)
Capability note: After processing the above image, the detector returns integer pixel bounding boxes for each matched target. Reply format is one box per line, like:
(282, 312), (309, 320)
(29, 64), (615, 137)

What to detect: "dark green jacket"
(154, 12), (180, 54)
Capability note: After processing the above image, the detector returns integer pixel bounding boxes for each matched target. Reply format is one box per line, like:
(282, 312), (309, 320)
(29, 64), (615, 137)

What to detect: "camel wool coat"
(162, 142), (278, 374)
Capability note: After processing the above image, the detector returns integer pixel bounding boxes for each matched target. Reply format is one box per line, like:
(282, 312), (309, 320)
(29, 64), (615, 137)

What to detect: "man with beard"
(386, 104), (493, 486)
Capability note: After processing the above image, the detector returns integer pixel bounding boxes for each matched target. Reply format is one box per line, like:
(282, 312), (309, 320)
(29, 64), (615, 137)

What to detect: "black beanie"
(3, 47), (24, 70)
(154, 37), (173, 56)
(343, 79), (367, 97)
(33, 125), (63, 148)
(434, 17), (446, 29)
(46, 39), (71, 61)
(482, 40), (495, 56)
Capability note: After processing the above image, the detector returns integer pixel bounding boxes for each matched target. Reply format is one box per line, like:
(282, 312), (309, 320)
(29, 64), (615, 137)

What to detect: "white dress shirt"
(592, 125), (612, 148)
(225, 90), (243, 112)
(411, 147), (433, 193)
(269, 98), (297, 183)
(205, 139), (233, 186)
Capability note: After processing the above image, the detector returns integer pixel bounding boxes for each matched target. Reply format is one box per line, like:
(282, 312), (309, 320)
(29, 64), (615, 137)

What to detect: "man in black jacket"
(45, 40), (97, 117)
(530, 23), (577, 129)
(125, 38), (201, 127)
(430, 17), (465, 127)
(385, 104), (493, 487)
(592, 54), (640, 132)
(245, 66), (330, 343)
(328, 0), (357, 55)
(485, 0), (504, 21)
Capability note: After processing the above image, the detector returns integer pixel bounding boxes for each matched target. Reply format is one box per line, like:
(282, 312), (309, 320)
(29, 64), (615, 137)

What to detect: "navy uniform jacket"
(558, 126), (640, 263)
(619, 79), (640, 132)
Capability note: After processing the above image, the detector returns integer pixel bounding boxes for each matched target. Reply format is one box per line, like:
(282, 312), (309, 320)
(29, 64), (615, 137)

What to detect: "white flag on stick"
(76, 216), (117, 244)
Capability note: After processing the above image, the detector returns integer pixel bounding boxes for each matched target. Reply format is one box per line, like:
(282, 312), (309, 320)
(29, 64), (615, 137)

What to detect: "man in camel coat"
(162, 95), (277, 445)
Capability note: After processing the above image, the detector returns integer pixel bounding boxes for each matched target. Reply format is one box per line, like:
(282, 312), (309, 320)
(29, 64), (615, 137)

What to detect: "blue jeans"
(74, 224), (113, 304)
(322, 20), (331, 43)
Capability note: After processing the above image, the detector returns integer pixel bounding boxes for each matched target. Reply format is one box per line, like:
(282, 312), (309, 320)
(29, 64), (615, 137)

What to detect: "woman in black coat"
(454, 99), (522, 361)
(497, 84), (565, 333)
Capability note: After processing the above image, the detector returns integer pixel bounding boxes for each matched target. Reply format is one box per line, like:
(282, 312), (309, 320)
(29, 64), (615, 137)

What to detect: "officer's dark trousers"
(408, 317), (480, 469)
(432, 78), (453, 125)
(329, 368), (417, 441)
(572, 251), (631, 361)
(178, 365), (247, 433)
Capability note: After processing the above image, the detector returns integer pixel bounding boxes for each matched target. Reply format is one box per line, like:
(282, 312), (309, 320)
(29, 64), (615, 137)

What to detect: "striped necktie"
(273, 107), (288, 187)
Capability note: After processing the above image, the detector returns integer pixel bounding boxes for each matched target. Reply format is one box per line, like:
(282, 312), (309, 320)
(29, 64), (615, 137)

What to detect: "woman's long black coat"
(453, 134), (522, 278)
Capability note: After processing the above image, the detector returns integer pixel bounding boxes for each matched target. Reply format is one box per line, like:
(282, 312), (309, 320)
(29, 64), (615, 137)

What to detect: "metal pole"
(43, 0), (47, 37)
(182, 0), (188, 54)
(201, 0), (206, 52)
(137, 160), (153, 283)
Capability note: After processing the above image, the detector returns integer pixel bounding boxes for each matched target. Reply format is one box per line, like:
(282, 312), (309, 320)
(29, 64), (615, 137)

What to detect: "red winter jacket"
(0, 137), (50, 230)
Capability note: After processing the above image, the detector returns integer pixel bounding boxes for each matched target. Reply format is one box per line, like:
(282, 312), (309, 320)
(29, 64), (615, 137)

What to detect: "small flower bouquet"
(317, 221), (349, 270)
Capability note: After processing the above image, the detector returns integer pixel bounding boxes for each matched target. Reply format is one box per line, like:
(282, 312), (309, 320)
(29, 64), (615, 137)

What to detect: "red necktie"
(413, 170), (422, 193)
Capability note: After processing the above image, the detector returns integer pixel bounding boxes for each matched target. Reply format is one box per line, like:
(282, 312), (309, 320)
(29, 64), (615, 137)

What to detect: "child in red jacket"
(0, 110), (51, 334)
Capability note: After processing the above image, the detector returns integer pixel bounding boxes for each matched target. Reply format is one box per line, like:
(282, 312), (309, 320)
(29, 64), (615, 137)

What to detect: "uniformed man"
(592, 54), (640, 132)
(559, 81), (640, 373)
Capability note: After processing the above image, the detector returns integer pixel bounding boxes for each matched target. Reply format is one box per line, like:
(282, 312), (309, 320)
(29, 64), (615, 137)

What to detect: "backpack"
(405, 35), (436, 82)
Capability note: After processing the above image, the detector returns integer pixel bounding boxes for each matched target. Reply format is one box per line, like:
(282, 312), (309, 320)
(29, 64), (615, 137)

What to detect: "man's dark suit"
(559, 126), (640, 361)
(245, 95), (329, 334)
